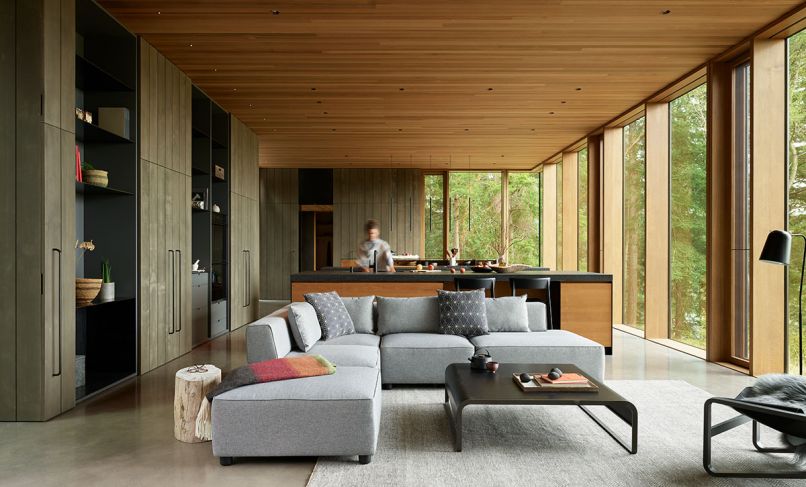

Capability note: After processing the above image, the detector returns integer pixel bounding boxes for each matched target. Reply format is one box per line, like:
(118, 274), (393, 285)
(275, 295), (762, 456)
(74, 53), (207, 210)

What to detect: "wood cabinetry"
(139, 39), (192, 374)
(333, 169), (423, 262)
(230, 116), (260, 327)
(259, 168), (299, 300)
(6, 0), (76, 421)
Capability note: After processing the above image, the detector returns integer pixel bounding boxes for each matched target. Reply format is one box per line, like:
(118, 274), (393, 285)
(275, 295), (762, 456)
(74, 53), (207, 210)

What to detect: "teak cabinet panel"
(231, 193), (259, 329)
(258, 168), (299, 300)
(230, 116), (259, 200)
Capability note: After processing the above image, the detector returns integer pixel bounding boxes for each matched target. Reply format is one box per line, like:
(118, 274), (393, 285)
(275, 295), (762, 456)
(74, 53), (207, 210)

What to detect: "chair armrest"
(246, 314), (293, 363)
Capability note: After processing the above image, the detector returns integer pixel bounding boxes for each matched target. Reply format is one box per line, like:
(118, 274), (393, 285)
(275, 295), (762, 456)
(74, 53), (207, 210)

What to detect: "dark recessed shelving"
(76, 54), (135, 92)
(75, 181), (134, 196)
(75, 119), (133, 144)
(192, 207), (210, 213)
(76, 296), (135, 310)
(193, 126), (211, 139)
(211, 262), (228, 266)
(192, 166), (210, 176)
(213, 176), (226, 183)
(212, 137), (227, 149)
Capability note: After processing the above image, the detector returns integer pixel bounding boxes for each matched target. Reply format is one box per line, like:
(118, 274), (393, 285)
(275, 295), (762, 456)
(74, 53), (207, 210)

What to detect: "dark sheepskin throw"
(747, 374), (806, 466)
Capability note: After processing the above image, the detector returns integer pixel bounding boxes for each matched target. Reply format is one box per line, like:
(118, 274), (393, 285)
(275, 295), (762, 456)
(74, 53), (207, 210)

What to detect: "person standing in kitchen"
(356, 219), (396, 272)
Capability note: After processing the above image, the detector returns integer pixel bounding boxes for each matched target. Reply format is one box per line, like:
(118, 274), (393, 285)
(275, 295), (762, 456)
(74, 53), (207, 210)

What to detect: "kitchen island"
(290, 270), (614, 353)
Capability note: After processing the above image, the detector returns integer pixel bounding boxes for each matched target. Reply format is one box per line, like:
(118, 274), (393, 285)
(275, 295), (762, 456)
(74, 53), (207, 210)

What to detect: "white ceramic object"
(100, 282), (115, 302)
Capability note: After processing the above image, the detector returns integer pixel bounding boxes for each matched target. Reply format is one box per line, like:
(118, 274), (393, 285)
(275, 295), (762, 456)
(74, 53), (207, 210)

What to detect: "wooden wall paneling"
(139, 160), (153, 372)
(0, 0), (14, 420)
(750, 39), (787, 375)
(587, 134), (602, 272)
(157, 51), (166, 168)
(139, 40), (151, 161)
(258, 168), (298, 300)
(149, 42), (158, 163)
(707, 62), (734, 361)
(541, 164), (558, 270)
(561, 152), (579, 270)
(645, 103), (670, 340)
(180, 173), (192, 353)
(60, 0), (75, 132)
(42, 0), (60, 127)
(291, 282), (445, 303)
(230, 193), (244, 326)
(59, 129), (75, 411)
(164, 167), (178, 361)
(559, 282), (613, 347)
(603, 127), (624, 325)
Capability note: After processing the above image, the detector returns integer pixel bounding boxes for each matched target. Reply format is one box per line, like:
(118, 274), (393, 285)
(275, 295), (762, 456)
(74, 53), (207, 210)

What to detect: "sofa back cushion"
(526, 301), (548, 331)
(340, 295), (375, 334)
(485, 296), (529, 332)
(288, 302), (322, 352)
(376, 296), (440, 335)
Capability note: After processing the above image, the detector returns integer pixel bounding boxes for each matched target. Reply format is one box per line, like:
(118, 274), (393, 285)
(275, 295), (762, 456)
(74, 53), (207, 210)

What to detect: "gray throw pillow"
(287, 302), (322, 352)
(340, 296), (375, 334)
(304, 291), (356, 340)
(437, 289), (490, 338)
(485, 296), (530, 332)
(376, 296), (440, 335)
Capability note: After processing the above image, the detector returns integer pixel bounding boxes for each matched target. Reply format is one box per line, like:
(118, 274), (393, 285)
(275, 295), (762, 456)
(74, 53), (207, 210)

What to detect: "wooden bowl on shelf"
(76, 278), (102, 305)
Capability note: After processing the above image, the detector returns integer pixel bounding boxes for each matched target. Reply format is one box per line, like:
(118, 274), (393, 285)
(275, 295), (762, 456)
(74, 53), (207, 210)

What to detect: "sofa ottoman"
(212, 366), (382, 465)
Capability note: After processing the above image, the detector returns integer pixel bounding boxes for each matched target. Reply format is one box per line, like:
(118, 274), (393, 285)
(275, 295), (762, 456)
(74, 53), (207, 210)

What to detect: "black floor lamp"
(760, 229), (805, 375)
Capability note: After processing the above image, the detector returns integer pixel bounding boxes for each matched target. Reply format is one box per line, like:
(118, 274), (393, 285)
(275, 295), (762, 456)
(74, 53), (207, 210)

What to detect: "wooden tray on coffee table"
(512, 373), (599, 392)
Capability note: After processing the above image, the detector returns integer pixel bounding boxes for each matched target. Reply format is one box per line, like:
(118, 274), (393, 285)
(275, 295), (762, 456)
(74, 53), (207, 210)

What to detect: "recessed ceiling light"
(575, 87), (582, 91)
(488, 88), (494, 91)
(316, 100), (322, 104)
(464, 129), (469, 131)
(157, 11), (161, 15)
(501, 155), (504, 158)
(213, 68), (218, 72)
(531, 128), (535, 131)
(323, 111), (328, 115)
(332, 128), (336, 131)
(233, 88), (237, 91)
(311, 87), (316, 91)
(345, 154), (349, 157)
(561, 101), (567, 104)
(661, 9), (671, 15)
(272, 10), (280, 15)
(399, 88), (405, 91)
(189, 43), (193, 47)
(549, 111), (555, 115)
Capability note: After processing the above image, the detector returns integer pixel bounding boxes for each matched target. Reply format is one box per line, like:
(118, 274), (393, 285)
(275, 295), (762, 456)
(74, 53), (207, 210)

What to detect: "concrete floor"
(0, 328), (756, 487)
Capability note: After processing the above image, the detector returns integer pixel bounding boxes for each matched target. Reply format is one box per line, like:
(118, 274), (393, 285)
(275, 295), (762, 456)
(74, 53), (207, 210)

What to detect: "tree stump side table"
(174, 364), (221, 443)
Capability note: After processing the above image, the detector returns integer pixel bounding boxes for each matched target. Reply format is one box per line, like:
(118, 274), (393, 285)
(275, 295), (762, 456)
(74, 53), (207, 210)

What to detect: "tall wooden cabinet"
(259, 168), (299, 300)
(139, 39), (192, 373)
(5, 0), (76, 421)
(230, 116), (260, 329)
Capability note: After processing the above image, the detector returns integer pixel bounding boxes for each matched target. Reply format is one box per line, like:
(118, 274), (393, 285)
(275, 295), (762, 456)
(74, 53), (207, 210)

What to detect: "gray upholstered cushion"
(376, 296), (440, 335)
(526, 301), (549, 331)
(437, 289), (489, 337)
(340, 295), (375, 334)
(380, 333), (474, 384)
(289, 344), (380, 368)
(318, 333), (380, 347)
(470, 331), (605, 381)
(304, 291), (356, 340)
(287, 302), (322, 352)
(485, 296), (529, 332)
(212, 366), (381, 458)
(245, 308), (293, 362)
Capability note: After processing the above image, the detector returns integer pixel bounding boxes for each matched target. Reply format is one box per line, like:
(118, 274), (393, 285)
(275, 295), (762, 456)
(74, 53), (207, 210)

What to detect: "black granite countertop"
(290, 270), (612, 283)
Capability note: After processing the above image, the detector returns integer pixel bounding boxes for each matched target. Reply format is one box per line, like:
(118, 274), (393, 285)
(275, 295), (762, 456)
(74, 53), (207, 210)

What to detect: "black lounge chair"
(704, 387), (806, 478)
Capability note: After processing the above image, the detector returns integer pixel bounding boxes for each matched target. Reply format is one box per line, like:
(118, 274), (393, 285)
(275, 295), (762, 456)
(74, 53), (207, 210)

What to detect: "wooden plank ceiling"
(100, 0), (802, 169)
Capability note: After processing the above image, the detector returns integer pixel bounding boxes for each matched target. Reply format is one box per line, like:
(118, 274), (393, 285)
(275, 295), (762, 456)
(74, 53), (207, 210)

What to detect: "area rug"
(307, 381), (804, 486)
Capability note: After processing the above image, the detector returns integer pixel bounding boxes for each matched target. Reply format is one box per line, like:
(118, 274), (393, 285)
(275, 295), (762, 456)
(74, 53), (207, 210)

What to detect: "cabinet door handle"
(52, 248), (62, 377)
(409, 197), (412, 232)
(176, 249), (182, 332)
(169, 250), (175, 334)
(246, 250), (251, 309)
(243, 250), (248, 308)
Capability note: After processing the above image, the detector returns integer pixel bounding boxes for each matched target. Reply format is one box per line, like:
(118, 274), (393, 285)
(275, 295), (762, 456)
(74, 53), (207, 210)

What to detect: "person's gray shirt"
(357, 239), (393, 270)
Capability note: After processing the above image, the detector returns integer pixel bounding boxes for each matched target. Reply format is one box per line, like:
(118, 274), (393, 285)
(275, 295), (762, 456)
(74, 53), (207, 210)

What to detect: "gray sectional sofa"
(211, 295), (604, 465)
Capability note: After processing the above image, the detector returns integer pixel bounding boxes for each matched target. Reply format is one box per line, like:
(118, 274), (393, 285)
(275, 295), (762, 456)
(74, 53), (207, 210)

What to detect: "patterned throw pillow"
(304, 291), (356, 340)
(436, 289), (490, 338)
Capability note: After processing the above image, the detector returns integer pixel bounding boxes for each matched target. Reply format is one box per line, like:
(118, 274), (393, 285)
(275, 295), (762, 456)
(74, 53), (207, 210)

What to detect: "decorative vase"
(497, 255), (507, 266)
(100, 282), (115, 302)
(75, 278), (102, 306)
(83, 169), (109, 187)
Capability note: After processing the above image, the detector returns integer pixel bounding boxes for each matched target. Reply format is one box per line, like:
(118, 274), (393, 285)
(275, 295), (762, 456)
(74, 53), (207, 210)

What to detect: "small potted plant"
(99, 258), (114, 302)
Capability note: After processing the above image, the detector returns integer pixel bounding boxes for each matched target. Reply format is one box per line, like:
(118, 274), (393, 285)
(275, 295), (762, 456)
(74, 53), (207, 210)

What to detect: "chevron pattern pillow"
(436, 289), (490, 338)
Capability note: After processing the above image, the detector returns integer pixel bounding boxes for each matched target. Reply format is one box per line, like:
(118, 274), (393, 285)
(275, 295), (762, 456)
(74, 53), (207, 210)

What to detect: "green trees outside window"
(424, 174), (444, 259)
(447, 172), (501, 260)
(787, 30), (806, 374)
(623, 117), (647, 330)
(508, 172), (542, 266)
(670, 84), (708, 349)
(578, 148), (589, 272)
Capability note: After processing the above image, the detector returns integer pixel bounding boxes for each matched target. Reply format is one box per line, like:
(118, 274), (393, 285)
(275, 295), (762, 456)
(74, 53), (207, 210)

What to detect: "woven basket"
(83, 169), (108, 188)
(76, 278), (102, 305)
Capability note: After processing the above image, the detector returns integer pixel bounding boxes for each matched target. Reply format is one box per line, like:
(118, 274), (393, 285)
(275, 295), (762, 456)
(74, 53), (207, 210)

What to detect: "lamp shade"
(759, 229), (792, 265)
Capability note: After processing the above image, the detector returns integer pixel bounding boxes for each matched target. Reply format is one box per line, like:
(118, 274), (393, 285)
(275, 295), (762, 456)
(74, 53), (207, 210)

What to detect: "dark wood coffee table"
(444, 363), (637, 453)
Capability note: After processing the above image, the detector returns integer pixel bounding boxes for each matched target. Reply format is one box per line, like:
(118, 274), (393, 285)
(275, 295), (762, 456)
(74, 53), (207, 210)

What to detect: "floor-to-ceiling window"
(787, 30), (806, 374)
(623, 117), (646, 330)
(424, 173), (445, 259)
(508, 172), (541, 266)
(732, 61), (751, 364)
(556, 161), (563, 268)
(578, 148), (589, 271)
(670, 84), (708, 349)
(448, 172), (501, 260)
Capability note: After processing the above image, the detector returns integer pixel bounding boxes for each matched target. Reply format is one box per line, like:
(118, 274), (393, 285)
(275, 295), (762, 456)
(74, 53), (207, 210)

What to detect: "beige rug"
(307, 381), (803, 486)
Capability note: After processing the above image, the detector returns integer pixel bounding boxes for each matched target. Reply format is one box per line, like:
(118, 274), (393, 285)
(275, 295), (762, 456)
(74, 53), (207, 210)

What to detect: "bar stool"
(510, 277), (553, 329)
(454, 277), (496, 298)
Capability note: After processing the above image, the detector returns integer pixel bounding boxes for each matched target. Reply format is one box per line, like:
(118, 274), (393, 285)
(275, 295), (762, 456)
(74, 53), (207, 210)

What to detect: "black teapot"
(469, 349), (492, 370)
